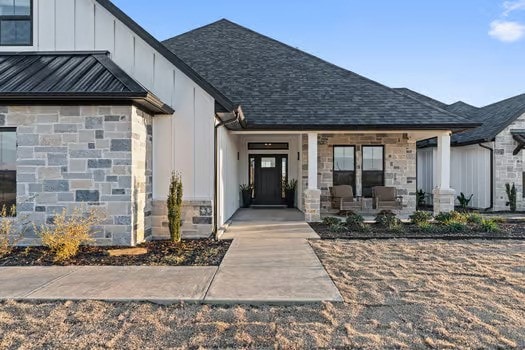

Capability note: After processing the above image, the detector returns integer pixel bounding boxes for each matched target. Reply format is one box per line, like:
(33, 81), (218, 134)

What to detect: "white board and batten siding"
(417, 144), (492, 209)
(1, 0), (216, 202)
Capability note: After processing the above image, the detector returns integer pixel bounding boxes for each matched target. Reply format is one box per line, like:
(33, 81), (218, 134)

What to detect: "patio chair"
(372, 186), (403, 210)
(330, 185), (363, 211)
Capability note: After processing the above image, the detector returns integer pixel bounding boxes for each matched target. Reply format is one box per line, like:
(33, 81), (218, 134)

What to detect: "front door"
(250, 155), (287, 205)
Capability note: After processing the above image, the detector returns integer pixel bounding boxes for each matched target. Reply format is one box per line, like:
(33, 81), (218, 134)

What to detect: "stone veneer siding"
(0, 105), (152, 246)
(151, 200), (213, 239)
(494, 112), (525, 211)
(302, 133), (417, 214)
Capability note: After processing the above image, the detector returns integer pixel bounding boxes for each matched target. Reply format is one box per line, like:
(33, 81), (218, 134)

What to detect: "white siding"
(417, 147), (434, 198)
(417, 144), (492, 209)
(1, 0), (218, 202)
(217, 128), (240, 226)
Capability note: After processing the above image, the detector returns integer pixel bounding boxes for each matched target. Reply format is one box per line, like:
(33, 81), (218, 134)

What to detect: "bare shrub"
(0, 204), (16, 255)
(37, 208), (101, 262)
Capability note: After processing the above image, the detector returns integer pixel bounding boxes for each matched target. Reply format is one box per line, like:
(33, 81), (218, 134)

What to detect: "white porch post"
(433, 132), (455, 214)
(304, 132), (321, 221)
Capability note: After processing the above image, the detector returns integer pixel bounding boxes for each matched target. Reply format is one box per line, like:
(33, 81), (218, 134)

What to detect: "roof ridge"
(168, 19), (471, 123)
(448, 100), (478, 108)
(163, 18), (229, 42)
(480, 93), (525, 109)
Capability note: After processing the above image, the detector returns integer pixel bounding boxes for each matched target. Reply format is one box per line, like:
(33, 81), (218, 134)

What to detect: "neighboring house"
(396, 88), (525, 211)
(0, 0), (477, 246)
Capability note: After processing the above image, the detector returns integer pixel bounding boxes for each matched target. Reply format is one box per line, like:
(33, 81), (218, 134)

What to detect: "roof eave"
(243, 122), (482, 131)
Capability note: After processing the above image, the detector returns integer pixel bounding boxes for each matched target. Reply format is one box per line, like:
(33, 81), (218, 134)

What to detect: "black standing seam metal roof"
(0, 52), (174, 114)
(94, 0), (237, 114)
(162, 19), (478, 131)
(396, 88), (525, 147)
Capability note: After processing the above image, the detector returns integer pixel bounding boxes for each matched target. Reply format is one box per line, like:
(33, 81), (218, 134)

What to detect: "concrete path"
(0, 209), (343, 304)
(208, 209), (343, 303)
(0, 266), (217, 303)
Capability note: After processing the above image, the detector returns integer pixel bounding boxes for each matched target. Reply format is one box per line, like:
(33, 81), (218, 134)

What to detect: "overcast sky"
(113, 0), (525, 107)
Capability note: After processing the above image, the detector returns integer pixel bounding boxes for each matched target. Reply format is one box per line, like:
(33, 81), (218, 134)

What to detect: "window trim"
(332, 145), (356, 194)
(361, 145), (385, 197)
(0, 0), (33, 47)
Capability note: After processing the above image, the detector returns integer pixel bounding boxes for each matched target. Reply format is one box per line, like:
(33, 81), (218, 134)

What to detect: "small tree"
(167, 172), (183, 243)
(505, 183), (517, 212)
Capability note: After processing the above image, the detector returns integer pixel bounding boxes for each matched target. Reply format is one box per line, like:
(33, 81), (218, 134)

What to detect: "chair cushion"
(330, 185), (354, 199)
(373, 186), (396, 201)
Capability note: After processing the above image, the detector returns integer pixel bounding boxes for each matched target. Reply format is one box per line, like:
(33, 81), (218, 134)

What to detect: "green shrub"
(323, 217), (341, 226)
(329, 223), (347, 233)
(480, 219), (499, 233)
(417, 221), (438, 233)
(375, 210), (400, 229)
(467, 213), (483, 225)
(435, 211), (467, 224)
(505, 183), (517, 212)
(345, 213), (365, 230)
(167, 172), (183, 243)
(444, 221), (467, 233)
(456, 192), (473, 212)
(409, 211), (432, 225)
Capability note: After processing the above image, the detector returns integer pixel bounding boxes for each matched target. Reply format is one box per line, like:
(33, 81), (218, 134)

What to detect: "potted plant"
(284, 179), (298, 208)
(240, 184), (252, 208)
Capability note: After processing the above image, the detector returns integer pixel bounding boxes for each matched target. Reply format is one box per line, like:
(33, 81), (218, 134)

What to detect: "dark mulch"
(309, 222), (525, 240)
(0, 239), (231, 266)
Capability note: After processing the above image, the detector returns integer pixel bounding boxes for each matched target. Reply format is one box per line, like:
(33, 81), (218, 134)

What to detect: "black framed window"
(0, 0), (32, 46)
(333, 146), (356, 194)
(362, 146), (384, 197)
(0, 128), (16, 209)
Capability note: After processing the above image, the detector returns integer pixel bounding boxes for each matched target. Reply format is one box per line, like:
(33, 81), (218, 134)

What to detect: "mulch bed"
(0, 239), (231, 266)
(309, 222), (525, 240)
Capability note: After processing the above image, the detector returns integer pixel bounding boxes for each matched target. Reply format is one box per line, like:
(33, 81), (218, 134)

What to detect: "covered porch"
(216, 129), (455, 227)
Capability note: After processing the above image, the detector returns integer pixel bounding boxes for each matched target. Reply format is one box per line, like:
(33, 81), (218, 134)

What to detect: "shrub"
(0, 205), (16, 256)
(345, 213), (365, 230)
(456, 192), (473, 212)
(444, 221), (467, 233)
(167, 171), (183, 243)
(505, 183), (517, 212)
(416, 189), (426, 208)
(323, 216), (341, 226)
(329, 223), (347, 233)
(409, 211), (432, 225)
(435, 211), (467, 224)
(38, 208), (100, 262)
(466, 213), (483, 225)
(480, 219), (499, 233)
(375, 210), (400, 230)
(417, 221), (438, 233)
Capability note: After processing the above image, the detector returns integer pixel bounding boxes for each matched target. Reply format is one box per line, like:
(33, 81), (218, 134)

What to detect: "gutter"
(479, 143), (494, 211)
(213, 107), (245, 238)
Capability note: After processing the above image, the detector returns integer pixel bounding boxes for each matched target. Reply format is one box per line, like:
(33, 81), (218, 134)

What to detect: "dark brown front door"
(250, 155), (287, 205)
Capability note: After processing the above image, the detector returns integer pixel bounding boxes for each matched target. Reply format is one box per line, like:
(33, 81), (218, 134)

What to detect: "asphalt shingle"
(163, 19), (475, 130)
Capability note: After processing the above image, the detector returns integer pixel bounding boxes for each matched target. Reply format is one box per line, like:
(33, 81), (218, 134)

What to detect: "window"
(333, 146), (355, 194)
(261, 157), (276, 168)
(362, 146), (384, 197)
(0, 128), (16, 209)
(0, 0), (32, 46)
(248, 142), (289, 150)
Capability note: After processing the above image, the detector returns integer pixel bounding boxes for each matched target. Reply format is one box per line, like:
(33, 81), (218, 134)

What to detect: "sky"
(112, 0), (525, 107)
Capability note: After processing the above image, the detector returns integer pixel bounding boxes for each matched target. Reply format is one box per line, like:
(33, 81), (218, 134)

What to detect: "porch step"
(250, 205), (287, 209)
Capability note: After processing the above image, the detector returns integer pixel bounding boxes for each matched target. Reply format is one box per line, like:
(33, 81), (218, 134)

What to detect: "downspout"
(213, 111), (242, 239)
(479, 143), (494, 211)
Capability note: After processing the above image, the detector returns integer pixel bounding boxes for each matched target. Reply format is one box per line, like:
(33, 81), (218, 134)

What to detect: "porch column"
(432, 132), (455, 214)
(304, 132), (321, 222)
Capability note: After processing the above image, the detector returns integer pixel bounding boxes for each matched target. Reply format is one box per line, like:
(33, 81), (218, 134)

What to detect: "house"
(0, 0), (477, 246)
(396, 88), (525, 211)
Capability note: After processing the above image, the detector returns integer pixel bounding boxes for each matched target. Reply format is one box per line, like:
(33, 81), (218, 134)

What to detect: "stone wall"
(302, 133), (417, 214)
(0, 105), (152, 246)
(151, 199), (213, 239)
(494, 112), (525, 211)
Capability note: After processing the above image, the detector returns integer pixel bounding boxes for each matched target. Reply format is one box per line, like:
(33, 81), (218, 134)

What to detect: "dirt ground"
(1, 240), (525, 349)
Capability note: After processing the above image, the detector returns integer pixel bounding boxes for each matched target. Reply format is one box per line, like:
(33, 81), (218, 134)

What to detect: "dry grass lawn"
(1, 240), (525, 349)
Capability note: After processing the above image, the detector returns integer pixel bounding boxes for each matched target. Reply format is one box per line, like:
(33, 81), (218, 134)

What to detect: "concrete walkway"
(209, 209), (343, 303)
(0, 209), (342, 304)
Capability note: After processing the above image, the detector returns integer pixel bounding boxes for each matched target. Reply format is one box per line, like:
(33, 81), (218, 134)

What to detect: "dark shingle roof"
(163, 19), (476, 130)
(394, 88), (448, 109)
(452, 94), (525, 145)
(446, 101), (479, 120)
(0, 52), (173, 114)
